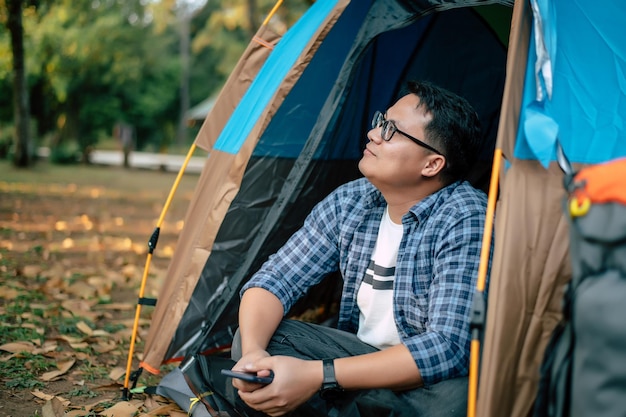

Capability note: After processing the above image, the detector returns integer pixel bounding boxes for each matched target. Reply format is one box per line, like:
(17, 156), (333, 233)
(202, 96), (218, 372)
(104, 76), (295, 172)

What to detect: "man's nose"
(367, 126), (383, 143)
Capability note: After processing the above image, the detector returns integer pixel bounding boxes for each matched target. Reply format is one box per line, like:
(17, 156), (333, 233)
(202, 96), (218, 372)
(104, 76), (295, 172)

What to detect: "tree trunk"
(176, 13), (190, 146)
(247, 0), (259, 37)
(7, 0), (32, 167)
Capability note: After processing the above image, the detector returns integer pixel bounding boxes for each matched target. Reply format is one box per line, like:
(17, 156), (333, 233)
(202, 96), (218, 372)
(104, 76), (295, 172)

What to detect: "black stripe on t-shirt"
(366, 260), (395, 277)
(363, 273), (394, 290)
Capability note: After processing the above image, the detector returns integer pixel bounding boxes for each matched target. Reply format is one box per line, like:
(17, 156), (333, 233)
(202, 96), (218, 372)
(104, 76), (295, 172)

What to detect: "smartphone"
(221, 369), (274, 384)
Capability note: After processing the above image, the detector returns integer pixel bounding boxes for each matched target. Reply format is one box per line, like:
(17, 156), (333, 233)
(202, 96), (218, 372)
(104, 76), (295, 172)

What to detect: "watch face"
(320, 386), (343, 401)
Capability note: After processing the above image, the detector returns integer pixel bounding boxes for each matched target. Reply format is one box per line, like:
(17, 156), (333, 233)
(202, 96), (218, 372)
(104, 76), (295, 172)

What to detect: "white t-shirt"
(356, 206), (403, 349)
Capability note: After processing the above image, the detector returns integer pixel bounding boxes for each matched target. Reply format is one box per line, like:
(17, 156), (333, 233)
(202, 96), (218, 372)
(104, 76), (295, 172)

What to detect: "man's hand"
(235, 355), (323, 416)
(231, 349), (272, 392)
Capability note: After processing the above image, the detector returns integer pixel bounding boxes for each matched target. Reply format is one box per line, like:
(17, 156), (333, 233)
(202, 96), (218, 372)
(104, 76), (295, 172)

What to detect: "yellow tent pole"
(262, 0), (284, 26)
(122, 143), (197, 399)
(467, 148), (502, 417)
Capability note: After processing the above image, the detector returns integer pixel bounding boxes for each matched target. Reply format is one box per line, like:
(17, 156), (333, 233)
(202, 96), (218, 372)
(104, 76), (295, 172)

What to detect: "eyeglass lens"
(371, 111), (393, 141)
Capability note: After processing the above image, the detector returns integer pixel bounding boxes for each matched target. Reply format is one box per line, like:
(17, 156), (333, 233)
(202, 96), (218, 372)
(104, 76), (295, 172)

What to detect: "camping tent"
(127, 0), (626, 415)
(477, 1), (626, 416)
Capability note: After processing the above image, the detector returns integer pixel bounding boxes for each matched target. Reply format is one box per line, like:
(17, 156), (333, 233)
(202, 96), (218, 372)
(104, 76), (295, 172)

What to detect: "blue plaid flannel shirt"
(242, 177), (490, 385)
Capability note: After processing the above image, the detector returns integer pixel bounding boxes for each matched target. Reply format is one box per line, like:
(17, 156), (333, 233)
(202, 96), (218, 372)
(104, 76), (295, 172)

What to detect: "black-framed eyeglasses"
(371, 110), (444, 156)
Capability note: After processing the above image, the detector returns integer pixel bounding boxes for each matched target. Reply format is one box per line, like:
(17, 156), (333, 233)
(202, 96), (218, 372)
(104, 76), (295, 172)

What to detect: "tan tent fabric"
(478, 161), (572, 417)
(495, 0), (530, 161)
(140, 0), (351, 373)
(477, 2), (573, 416)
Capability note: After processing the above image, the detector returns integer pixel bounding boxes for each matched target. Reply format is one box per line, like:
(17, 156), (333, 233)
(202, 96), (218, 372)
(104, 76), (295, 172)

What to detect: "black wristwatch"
(320, 358), (343, 400)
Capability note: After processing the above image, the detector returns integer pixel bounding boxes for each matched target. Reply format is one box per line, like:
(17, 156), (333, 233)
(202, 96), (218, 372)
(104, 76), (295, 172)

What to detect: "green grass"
(67, 385), (99, 398)
(77, 361), (110, 381)
(0, 353), (50, 389)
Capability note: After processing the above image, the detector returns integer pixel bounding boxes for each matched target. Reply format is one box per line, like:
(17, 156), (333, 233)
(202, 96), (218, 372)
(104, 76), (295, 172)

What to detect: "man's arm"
(334, 343), (422, 390)
(238, 287), (284, 356)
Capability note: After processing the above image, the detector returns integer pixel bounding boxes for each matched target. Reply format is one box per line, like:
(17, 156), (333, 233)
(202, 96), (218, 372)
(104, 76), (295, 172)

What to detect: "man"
(228, 81), (489, 416)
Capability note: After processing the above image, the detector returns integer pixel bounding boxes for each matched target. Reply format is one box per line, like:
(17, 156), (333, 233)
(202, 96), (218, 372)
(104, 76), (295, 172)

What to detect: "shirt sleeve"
(241, 190), (342, 314)
(405, 204), (488, 385)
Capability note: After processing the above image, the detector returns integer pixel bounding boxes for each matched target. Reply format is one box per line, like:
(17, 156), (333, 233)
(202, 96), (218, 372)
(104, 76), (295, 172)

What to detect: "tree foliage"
(0, 0), (311, 162)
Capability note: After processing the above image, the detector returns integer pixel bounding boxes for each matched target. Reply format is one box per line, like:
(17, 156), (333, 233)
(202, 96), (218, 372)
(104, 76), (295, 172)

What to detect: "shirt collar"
(362, 179), (463, 224)
(407, 181), (462, 224)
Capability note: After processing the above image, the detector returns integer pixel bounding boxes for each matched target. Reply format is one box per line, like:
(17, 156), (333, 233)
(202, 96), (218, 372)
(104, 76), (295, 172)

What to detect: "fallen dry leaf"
(74, 351), (91, 361)
(61, 299), (99, 313)
(41, 398), (65, 417)
(31, 391), (71, 407)
(43, 349), (75, 361)
(93, 381), (123, 391)
(65, 411), (87, 417)
(19, 322), (46, 335)
(40, 358), (76, 381)
(66, 397), (116, 415)
(76, 321), (93, 336)
(0, 286), (22, 299)
(145, 403), (183, 416)
(90, 329), (112, 338)
(22, 264), (43, 278)
(101, 400), (140, 417)
(93, 340), (117, 354)
(40, 370), (63, 382)
(31, 389), (55, 401)
(108, 366), (126, 381)
(0, 341), (35, 354)
(65, 281), (98, 299)
(121, 264), (139, 279)
(96, 303), (134, 311)
(33, 341), (58, 355)
(87, 276), (113, 292)
(56, 334), (84, 344)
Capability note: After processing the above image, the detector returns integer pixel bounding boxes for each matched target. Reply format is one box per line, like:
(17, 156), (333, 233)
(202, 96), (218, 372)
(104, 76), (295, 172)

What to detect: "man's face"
(358, 94), (437, 190)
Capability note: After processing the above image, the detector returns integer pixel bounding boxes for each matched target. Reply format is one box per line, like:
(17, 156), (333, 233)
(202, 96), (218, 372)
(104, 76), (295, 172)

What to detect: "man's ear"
(421, 154), (446, 178)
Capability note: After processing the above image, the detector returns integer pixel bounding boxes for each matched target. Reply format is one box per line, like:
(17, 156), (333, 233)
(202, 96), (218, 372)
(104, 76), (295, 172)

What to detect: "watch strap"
(322, 359), (337, 385)
(320, 358), (342, 400)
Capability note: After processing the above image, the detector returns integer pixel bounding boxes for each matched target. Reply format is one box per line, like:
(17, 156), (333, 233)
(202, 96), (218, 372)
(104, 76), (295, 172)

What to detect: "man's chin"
(357, 159), (369, 177)
(358, 161), (377, 185)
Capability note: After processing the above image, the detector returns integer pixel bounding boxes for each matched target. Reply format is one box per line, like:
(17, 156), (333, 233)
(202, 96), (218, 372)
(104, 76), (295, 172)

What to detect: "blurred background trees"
(0, 0), (311, 167)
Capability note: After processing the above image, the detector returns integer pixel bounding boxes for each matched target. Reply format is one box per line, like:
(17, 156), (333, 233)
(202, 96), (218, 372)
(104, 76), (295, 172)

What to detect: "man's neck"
(381, 181), (446, 224)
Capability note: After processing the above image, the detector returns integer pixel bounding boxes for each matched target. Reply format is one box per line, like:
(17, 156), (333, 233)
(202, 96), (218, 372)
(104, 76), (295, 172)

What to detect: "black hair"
(405, 80), (482, 185)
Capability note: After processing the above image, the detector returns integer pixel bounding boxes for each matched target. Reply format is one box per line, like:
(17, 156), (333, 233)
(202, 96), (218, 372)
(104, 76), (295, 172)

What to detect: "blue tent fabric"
(253, 0), (370, 159)
(213, 0), (340, 155)
(514, 1), (626, 166)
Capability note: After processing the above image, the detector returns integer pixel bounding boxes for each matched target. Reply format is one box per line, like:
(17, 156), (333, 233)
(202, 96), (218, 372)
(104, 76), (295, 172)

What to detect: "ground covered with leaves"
(0, 160), (200, 417)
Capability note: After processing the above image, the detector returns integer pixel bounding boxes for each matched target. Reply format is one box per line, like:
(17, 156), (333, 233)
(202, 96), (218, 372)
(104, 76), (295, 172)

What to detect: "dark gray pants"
(231, 320), (468, 417)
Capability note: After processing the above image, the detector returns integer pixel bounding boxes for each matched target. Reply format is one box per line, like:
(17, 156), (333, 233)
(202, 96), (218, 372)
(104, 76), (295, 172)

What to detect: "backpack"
(534, 157), (626, 417)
